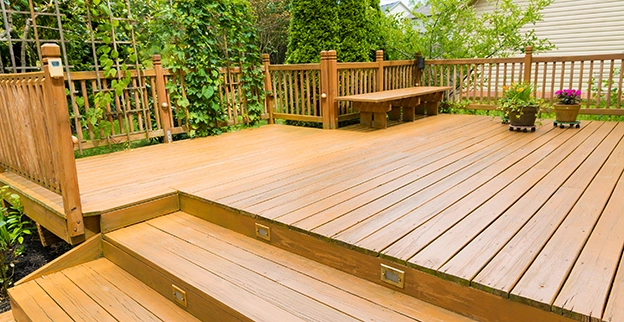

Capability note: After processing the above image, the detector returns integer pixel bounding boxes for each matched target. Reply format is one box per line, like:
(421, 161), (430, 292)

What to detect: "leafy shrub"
(0, 187), (33, 296)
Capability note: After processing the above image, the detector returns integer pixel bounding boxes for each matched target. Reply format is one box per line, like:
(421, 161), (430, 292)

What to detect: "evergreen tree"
(337, 0), (369, 62)
(286, 0), (339, 64)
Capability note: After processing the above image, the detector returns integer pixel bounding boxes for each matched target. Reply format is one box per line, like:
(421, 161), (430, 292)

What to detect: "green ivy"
(156, 0), (264, 137)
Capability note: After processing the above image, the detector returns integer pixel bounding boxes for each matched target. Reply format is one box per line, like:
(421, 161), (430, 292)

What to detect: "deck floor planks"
(61, 262), (163, 322)
(301, 122), (567, 248)
(86, 259), (201, 322)
(440, 124), (624, 284)
(35, 271), (117, 322)
(371, 121), (601, 260)
(553, 170), (624, 320)
(8, 280), (73, 322)
(184, 114), (484, 199)
(193, 116), (487, 205)
(409, 121), (620, 272)
(167, 212), (473, 322)
(508, 123), (624, 310)
(291, 125), (512, 232)
(331, 125), (551, 245)
(228, 120), (503, 212)
(604, 247), (624, 322)
(311, 128), (521, 238)
(269, 119), (501, 223)
(148, 214), (424, 322)
(471, 124), (622, 297)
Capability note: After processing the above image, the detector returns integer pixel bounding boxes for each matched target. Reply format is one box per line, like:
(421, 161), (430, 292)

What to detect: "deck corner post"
(262, 54), (275, 124)
(153, 54), (173, 143)
(41, 43), (84, 237)
(326, 50), (338, 129)
(320, 51), (331, 129)
(523, 46), (533, 84)
(376, 50), (384, 91)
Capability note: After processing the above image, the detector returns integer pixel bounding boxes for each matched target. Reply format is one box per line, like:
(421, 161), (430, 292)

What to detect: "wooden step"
(104, 211), (475, 322)
(8, 258), (199, 322)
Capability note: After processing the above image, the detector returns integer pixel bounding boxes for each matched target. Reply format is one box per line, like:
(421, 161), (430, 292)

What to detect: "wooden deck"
(3, 114), (624, 321)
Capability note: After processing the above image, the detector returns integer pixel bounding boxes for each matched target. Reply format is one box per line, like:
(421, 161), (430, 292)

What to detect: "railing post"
(327, 50), (339, 129)
(376, 50), (384, 91)
(153, 55), (172, 143)
(415, 52), (423, 86)
(320, 51), (335, 129)
(523, 46), (533, 84)
(262, 54), (275, 124)
(41, 44), (84, 237)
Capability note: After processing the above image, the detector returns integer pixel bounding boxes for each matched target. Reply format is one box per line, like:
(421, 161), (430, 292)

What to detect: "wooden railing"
(68, 56), (266, 152)
(264, 50), (421, 128)
(422, 47), (624, 114)
(0, 44), (83, 238)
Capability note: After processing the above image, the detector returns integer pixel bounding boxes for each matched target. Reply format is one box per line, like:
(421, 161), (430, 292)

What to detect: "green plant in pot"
(498, 82), (542, 127)
(553, 89), (582, 124)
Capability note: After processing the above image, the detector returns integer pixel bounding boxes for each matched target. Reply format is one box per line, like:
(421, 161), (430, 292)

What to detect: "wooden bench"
(335, 86), (452, 129)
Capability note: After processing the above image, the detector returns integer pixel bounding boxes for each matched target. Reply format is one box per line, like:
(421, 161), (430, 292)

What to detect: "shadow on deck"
(3, 114), (624, 322)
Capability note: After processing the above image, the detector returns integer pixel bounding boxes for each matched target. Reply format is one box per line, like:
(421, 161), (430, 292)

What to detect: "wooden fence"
(0, 44), (83, 238)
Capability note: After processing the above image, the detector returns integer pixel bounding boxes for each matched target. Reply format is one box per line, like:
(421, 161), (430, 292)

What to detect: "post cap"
(525, 46), (533, 54)
(152, 54), (162, 64)
(41, 44), (61, 58)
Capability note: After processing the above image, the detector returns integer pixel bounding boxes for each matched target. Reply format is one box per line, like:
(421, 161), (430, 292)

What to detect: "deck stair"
(8, 211), (473, 321)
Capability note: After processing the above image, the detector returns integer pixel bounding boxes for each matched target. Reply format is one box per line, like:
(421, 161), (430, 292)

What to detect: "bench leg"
(415, 103), (425, 115)
(360, 112), (372, 127)
(403, 105), (415, 122)
(426, 101), (439, 115)
(388, 106), (401, 120)
(373, 112), (387, 129)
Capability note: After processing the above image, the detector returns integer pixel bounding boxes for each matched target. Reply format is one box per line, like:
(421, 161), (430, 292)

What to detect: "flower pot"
(554, 103), (581, 123)
(508, 105), (539, 126)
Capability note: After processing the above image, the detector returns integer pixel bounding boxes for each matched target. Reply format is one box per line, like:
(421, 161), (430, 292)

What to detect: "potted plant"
(498, 82), (542, 129)
(553, 89), (581, 127)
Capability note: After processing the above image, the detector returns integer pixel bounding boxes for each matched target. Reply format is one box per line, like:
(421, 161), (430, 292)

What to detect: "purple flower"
(575, 89), (581, 96)
(555, 90), (562, 95)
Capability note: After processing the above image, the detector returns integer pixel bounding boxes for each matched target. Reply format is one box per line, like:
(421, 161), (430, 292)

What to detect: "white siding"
(473, 0), (624, 56)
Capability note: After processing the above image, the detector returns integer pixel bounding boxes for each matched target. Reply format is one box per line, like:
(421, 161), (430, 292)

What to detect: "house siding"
(473, 0), (624, 56)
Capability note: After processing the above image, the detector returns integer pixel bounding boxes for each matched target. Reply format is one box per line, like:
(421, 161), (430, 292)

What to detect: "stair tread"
(8, 258), (199, 322)
(105, 211), (474, 322)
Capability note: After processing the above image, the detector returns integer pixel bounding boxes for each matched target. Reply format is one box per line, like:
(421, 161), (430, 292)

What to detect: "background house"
(380, 1), (415, 20)
(473, 0), (624, 56)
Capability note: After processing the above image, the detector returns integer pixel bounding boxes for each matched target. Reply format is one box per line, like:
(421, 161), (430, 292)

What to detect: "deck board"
(4, 115), (624, 321)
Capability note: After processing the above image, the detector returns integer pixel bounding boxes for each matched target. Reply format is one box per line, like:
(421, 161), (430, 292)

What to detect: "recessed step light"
(255, 223), (271, 242)
(380, 264), (405, 289)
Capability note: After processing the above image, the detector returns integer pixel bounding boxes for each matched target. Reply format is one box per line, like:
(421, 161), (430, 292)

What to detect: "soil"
(0, 232), (73, 313)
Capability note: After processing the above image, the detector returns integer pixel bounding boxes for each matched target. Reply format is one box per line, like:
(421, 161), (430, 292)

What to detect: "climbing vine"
(156, 0), (264, 136)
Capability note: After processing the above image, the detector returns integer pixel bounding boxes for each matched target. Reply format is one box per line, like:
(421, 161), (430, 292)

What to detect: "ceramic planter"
(554, 103), (581, 123)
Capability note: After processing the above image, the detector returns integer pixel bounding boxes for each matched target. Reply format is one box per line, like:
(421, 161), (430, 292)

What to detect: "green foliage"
(338, 0), (369, 62)
(498, 82), (544, 121)
(590, 68), (621, 108)
(0, 187), (33, 297)
(249, 0), (291, 64)
(156, 0), (264, 137)
(286, 0), (340, 63)
(380, 0), (555, 60)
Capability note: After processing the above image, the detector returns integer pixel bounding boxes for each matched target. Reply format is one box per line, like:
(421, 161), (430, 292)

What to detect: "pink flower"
(555, 90), (562, 95)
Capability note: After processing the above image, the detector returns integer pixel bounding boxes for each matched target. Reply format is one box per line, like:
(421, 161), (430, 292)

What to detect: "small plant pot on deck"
(553, 103), (581, 123)
(508, 105), (539, 127)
